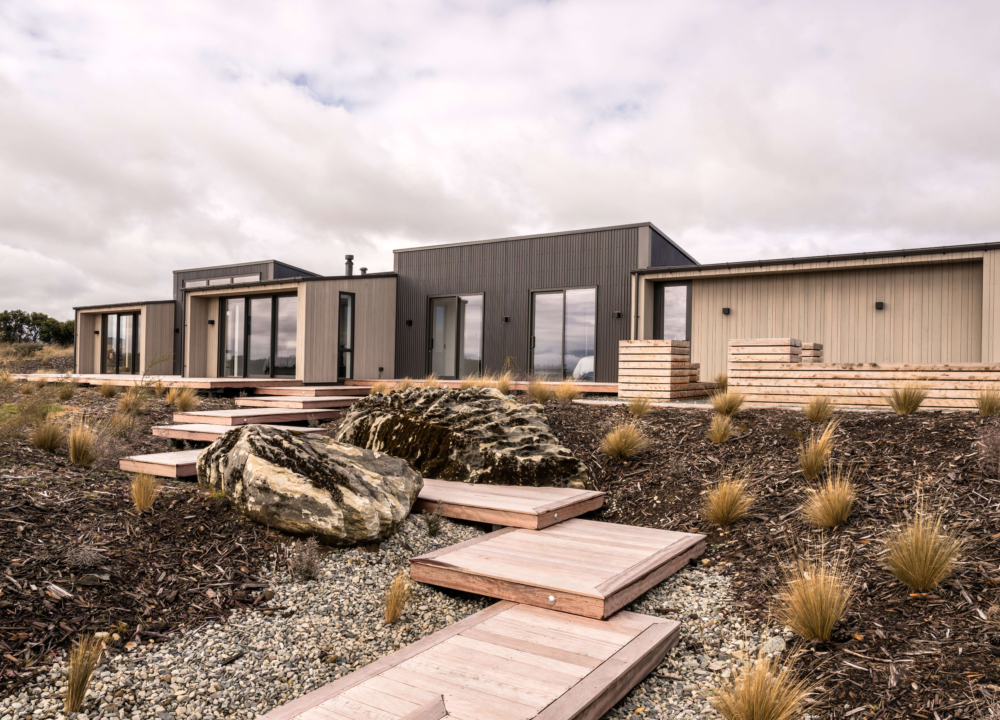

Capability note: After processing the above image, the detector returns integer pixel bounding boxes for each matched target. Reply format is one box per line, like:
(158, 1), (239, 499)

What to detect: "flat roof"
(74, 299), (174, 312)
(172, 259), (320, 276)
(183, 271), (397, 295)
(633, 240), (1000, 276)
(392, 221), (696, 263)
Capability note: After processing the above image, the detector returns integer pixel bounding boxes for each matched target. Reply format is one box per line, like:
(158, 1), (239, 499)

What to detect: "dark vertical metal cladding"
(393, 225), (651, 383)
(650, 228), (695, 268)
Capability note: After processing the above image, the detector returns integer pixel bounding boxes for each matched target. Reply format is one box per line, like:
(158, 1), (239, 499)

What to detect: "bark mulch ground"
(0, 381), (281, 693)
(544, 401), (1000, 720)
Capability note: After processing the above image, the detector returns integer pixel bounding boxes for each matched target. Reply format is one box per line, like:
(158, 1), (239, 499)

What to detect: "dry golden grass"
(977, 386), (1000, 417)
(384, 570), (412, 625)
(600, 420), (649, 460)
(707, 413), (732, 443)
(369, 381), (388, 395)
(64, 634), (104, 713)
(527, 378), (555, 404)
(777, 555), (854, 642)
(802, 467), (855, 528)
(885, 382), (928, 415)
(421, 374), (440, 389)
(395, 378), (413, 392)
(0, 370), (10, 386)
(703, 475), (753, 527)
(19, 381), (34, 395)
(555, 379), (583, 402)
(57, 382), (76, 401)
(69, 421), (97, 467)
(627, 395), (652, 419)
(710, 649), (814, 720)
(117, 386), (145, 416)
(493, 370), (513, 396)
(709, 389), (745, 417)
(885, 504), (964, 592)
(32, 377), (49, 391)
(32, 419), (64, 452)
(165, 386), (181, 405)
(152, 381), (167, 398)
(713, 371), (728, 393)
(130, 473), (158, 514)
(97, 382), (118, 398)
(459, 374), (484, 390)
(798, 419), (840, 481)
(803, 396), (835, 423)
(174, 387), (200, 413)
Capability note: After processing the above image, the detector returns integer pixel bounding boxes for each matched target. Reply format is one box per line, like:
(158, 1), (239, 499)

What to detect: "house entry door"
(428, 295), (483, 379)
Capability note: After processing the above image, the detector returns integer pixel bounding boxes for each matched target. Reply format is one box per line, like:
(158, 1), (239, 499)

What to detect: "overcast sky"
(2, 1), (999, 319)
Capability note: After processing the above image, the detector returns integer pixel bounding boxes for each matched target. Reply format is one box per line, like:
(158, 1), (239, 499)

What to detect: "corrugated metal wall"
(690, 261), (984, 379)
(393, 227), (644, 382)
(650, 228), (694, 267)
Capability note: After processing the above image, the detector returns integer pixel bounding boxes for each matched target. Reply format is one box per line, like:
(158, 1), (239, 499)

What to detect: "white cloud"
(1, 0), (999, 317)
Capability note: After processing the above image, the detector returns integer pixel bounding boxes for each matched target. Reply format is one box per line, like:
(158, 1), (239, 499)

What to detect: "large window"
(338, 293), (354, 380)
(531, 288), (596, 381)
(428, 294), (483, 379)
(102, 312), (141, 374)
(220, 294), (297, 378)
(654, 282), (690, 341)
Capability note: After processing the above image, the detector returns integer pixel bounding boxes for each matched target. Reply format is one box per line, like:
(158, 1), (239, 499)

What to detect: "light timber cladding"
(259, 601), (681, 720)
(617, 340), (714, 400)
(728, 337), (1000, 409)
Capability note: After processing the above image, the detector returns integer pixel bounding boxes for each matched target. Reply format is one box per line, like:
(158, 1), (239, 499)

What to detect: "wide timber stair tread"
(254, 385), (366, 397)
(151, 423), (324, 442)
(119, 449), (202, 478)
(235, 395), (364, 409)
(173, 407), (345, 426)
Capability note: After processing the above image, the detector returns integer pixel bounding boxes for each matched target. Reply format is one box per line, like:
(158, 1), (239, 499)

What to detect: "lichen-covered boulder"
(334, 386), (591, 488)
(197, 425), (422, 546)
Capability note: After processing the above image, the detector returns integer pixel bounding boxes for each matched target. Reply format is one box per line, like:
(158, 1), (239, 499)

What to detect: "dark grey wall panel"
(273, 261), (319, 279)
(650, 228), (696, 268)
(393, 227), (643, 383)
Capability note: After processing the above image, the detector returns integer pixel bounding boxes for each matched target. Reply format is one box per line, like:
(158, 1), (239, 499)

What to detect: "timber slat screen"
(616, 340), (714, 400)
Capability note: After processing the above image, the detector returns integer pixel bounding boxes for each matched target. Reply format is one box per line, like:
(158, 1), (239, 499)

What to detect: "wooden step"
(234, 396), (363, 409)
(173, 408), (344, 426)
(254, 386), (363, 397)
(415, 479), (604, 530)
(411, 519), (706, 620)
(151, 424), (325, 442)
(119, 449), (202, 478)
(259, 601), (679, 720)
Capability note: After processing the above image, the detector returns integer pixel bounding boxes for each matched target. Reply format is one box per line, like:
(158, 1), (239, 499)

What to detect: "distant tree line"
(0, 310), (75, 345)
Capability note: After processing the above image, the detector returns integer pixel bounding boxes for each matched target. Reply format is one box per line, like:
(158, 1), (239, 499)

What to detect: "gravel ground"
(2, 525), (772, 720)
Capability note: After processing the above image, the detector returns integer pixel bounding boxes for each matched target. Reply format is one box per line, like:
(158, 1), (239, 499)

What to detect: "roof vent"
(360, 267), (367, 275)
(345, 255), (354, 276)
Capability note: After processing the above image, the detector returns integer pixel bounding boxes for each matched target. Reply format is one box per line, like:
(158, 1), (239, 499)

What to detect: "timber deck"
(151, 424), (324, 442)
(344, 379), (620, 395)
(173, 408), (345, 426)
(410, 519), (706, 619)
(414, 480), (604, 530)
(254, 385), (364, 397)
(259, 601), (679, 720)
(119, 449), (202, 478)
(11, 373), (304, 389)
(234, 395), (363, 409)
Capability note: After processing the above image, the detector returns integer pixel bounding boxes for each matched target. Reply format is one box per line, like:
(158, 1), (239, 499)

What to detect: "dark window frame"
(338, 291), (355, 382)
(653, 281), (692, 342)
(528, 285), (599, 380)
(217, 292), (297, 378)
(424, 292), (485, 379)
(100, 311), (141, 375)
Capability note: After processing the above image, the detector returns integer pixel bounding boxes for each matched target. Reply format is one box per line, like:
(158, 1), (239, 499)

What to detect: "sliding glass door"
(102, 312), (141, 374)
(530, 288), (596, 380)
(220, 294), (297, 378)
(428, 294), (483, 379)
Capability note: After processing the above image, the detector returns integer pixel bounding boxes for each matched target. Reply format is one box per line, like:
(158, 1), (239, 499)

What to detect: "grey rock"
(198, 425), (423, 546)
(764, 635), (786, 654)
(335, 386), (590, 488)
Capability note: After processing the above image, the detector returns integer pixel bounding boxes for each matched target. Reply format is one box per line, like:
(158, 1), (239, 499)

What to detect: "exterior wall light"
(405, 319), (413, 326)
(875, 302), (885, 310)
(613, 311), (622, 319)
(722, 308), (731, 315)
(503, 316), (510, 323)
(94, 330), (100, 335)
(208, 319), (215, 325)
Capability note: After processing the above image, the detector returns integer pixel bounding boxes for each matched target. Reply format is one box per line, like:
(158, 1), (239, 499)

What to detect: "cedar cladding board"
(393, 223), (696, 383)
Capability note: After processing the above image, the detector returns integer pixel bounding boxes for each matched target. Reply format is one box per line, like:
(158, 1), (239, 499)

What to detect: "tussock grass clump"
(555, 379), (582, 402)
(777, 555), (854, 642)
(713, 371), (728, 393)
(117, 386), (145, 416)
(459, 374), (483, 390)
(421, 374), (440, 389)
(703, 475), (753, 527)
(527, 378), (555, 404)
(395, 378), (413, 392)
(600, 420), (649, 460)
(627, 395), (652, 419)
(64, 634), (104, 713)
(798, 419), (840, 481)
(885, 382), (927, 415)
(57, 382), (76, 401)
(97, 382), (118, 398)
(885, 503), (964, 592)
(165, 386), (181, 405)
(707, 413), (732, 443)
(369, 381), (388, 395)
(803, 396), (834, 423)
(802, 467), (855, 528)
(32, 377), (49, 392)
(69, 421), (97, 467)
(0, 370), (11, 386)
(493, 370), (513, 396)
(152, 381), (167, 398)
(384, 570), (412, 625)
(19, 381), (34, 395)
(709, 389), (745, 417)
(289, 537), (321, 580)
(32, 419), (64, 452)
(977, 386), (1000, 417)
(174, 387), (200, 413)
(710, 649), (813, 720)
(130, 473), (158, 514)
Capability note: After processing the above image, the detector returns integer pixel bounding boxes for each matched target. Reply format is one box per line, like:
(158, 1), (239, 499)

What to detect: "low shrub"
(707, 413), (732, 443)
(703, 475), (753, 527)
(69, 422), (97, 467)
(117, 386), (145, 416)
(977, 386), (1000, 417)
(65, 634), (104, 712)
(802, 466), (855, 528)
(710, 390), (745, 417)
(627, 395), (652, 419)
(885, 503), (964, 592)
(600, 420), (649, 460)
(555, 380), (582, 402)
(289, 537), (321, 580)
(777, 555), (854, 642)
(885, 382), (927, 415)
(174, 387), (200, 413)
(798, 419), (840, 480)
(527, 378), (555, 404)
(384, 570), (412, 625)
(98, 382), (118, 399)
(710, 648), (813, 720)
(19, 382), (34, 395)
(57, 382), (76, 401)
(803, 396), (834, 423)
(130, 473), (158, 514)
(32, 419), (64, 452)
